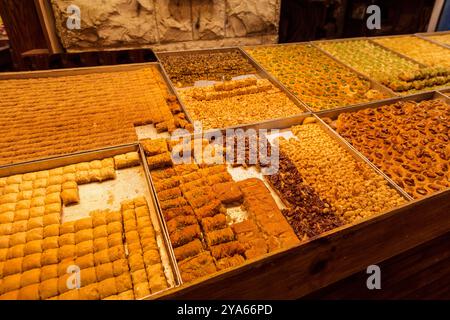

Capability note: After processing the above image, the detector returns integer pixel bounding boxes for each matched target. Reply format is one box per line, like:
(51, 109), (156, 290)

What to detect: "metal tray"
(242, 41), (398, 113)
(317, 90), (450, 200)
(416, 31), (450, 49)
(0, 144), (181, 299)
(155, 47), (312, 123)
(0, 62), (192, 165)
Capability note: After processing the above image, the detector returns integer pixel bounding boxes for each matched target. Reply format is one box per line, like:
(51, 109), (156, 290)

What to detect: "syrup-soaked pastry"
(169, 224), (201, 248)
(157, 187), (182, 201)
(162, 206), (194, 221)
(193, 200), (223, 220)
(159, 197), (188, 210)
(205, 227), (235, 247)
(201, 214), (227, 233)
(153, 177), (180, 192)
(173, 239), (203, 262)
(141, 139), (168, 156)
(215, 254), (245, 271)
(166, 215), (197, 234)
(147, 153), (173, 170)
(210, 241), (245, 259)
(178, 252), (217, 283)
(113, 152), (140, 170)
(211, 182), (243, 205)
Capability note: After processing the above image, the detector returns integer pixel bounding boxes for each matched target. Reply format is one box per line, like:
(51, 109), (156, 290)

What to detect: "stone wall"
(50, 0), (280, 52)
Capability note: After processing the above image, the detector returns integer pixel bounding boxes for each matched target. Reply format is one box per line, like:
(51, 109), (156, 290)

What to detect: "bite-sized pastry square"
(18, 284), (40, 300)
(93, 237), (108, 252)
(89, 160), (102, 170)
(41, 249), (59, 266)
(90, 169), (102, 182)
(143, 249), (162, 266)
(12, 221), (28, 234)
(122, 209), (135, 222)
(59, 233), (75, 246)
(45, 193), (61, 205)
(0, 203), (16, 214)
(134, 197), (148, 208)
(100, 167), (117, 182)
(26, 228), (43, 242)
(114, 154), (132, 170)
(112, 259), (129, 276)
(27, 217), (44, 230)
(75, 171), (90, 185)
(93, 225), (108, 238)
(133, 282), (150, 299)
(0, 211), (14, 224)
(58, 289), (80, 300)
(31, 189), (46, 198)
(6, 175), (22, 185)
(125, 230), (140, 244)
(3, 184), (19, 195)
(29, 206), (45, 218)
(43, 224), (59, 238)
(121, 200), (135, 211)
(91, 211), (107, 227)
(106, 211), (121, 224)
(7, 244), (24, 259)
(57, 260), (76, 277)
(94, 250), (110, 266)
(107, 222), (122, 235)
(58, 245), (76, 261)
(46, 184), (61, 194)
(59, 221), (75, 235)
(20, 268), (41, 287)
(98, 278), (118, 300)
(47, 175), (62, 186)
(75, 229), (93, 244)
(39, 278), (59, 300)
(40, 264), (58, 281)
(75, 253), (94, 269)
(24, 240), (42, 255)
(148, 272), (168, 293)
(179, 252), (217, 283)
(17, 190), (32, 201)
(124, 219), (137, 232)
(135, 207), (149, 219)
(141, 138), (168, 156)
(0, 235), (8, 249)
(0, 193), (17, 205)
(136, 218), (151, 232)
(108, 246), (125, 262)
(74, 218), (93, 232)
(0, 223), (12, 236)
(16, 200), (31, 210)
(78, 283), (100, 300)
(33, 178), (48, 189)
(19, 181), (33, 192)
(63, 165), (76, 174)
(80, 267), (97, 287)
(42, 237), (59, 250)
(62, 173), (76, 183)
(76, 241), (94, 256)
(61, 189), (79, 206)
(96, 263), (114, 282)
(140, 237), (157, 252)
(1, 274), (21, 294)
(117, 290), (134, 300)
(101, 158), (114, 168)
(115, 272), (132, 293)
(22, 253), (42, 272)
(75, 163), (90, 172)
(129, 253), (145, 273)
(9, 232), (26, 247)
(57, 274), (71, 295)
(62, 180), (77, 191)
(43, 213), (60, 226)
(107, 233), (123, 247)
(127, 243), (142, 255)
(49, 167), (63, 177)
(146, 263), (164, 276)
(44, 203), (62, 215)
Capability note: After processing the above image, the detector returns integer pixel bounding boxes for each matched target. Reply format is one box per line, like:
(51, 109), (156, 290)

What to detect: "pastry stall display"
(0, 67), (192, 166)
(178, 78), (304, 130)
(0, 152), (172, 299)
(334, 99), (450, 199)
(245, 44), (391, 111)
(317, 39), (450, 94)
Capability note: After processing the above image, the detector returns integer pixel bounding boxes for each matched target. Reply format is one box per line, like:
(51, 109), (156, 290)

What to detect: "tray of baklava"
(0, 144), (177, 300)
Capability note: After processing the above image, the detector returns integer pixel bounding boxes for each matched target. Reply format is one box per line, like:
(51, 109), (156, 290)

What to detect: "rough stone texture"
(192, 0), (225, 40)
(50, 0), (280, 51)
(155, 0), (192, 43)
(51, 0), (159, 50)
(225, 0), (280, 37)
